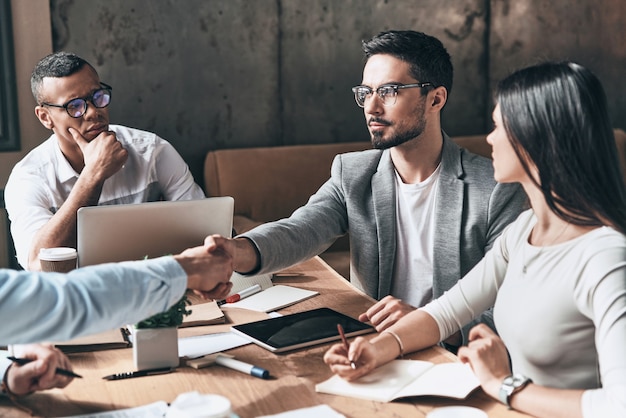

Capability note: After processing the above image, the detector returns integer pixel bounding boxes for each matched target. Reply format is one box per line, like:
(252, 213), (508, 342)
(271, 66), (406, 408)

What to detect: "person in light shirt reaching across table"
(1, 238), (233, 399)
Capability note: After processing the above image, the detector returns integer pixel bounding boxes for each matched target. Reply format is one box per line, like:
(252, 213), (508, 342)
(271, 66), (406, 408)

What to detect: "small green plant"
(135, 295), (192, 329)
(134, 254), (192, 329)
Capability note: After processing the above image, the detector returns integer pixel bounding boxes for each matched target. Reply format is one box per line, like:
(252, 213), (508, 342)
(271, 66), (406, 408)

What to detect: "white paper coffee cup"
(39, 247), (77, 273)
(166, 391), (232, 418)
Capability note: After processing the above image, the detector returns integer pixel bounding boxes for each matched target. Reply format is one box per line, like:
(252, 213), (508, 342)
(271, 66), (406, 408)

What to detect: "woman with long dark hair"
(324, 62), (626, 417)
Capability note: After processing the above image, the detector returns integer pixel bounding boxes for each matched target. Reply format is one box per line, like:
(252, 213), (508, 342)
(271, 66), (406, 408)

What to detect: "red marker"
(218, 284), (262, 305)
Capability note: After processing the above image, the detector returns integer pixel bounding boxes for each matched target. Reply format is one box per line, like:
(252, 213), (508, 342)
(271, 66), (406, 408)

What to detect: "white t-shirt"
(5, 125), (205, 268)
(422, 209), (626, 417)
(391, 165), (441, 307)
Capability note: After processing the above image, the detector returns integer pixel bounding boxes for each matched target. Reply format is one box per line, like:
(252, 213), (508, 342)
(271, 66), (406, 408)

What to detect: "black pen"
(7, 356), (83, 379)
(102, 366), (173, 381)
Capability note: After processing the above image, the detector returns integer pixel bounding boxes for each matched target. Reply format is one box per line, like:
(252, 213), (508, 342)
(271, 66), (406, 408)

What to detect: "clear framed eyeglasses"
(351, 82), (433, 107)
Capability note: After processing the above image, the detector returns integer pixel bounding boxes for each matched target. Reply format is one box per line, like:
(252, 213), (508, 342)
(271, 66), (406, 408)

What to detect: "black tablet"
(231, 307), (375, 353)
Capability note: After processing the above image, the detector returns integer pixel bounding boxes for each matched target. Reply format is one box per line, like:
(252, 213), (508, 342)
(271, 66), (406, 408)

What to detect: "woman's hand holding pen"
(323, 336), (378, 381)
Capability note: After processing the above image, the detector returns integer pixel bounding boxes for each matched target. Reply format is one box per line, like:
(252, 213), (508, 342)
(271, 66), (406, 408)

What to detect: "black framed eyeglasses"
(351, 82), (433, 108)
(41, 82), (113, 118)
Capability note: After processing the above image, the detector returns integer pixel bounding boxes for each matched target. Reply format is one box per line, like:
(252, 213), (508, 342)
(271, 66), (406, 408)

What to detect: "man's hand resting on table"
(4, 344), (74, 396)
(358, 295), (416, 332)
(359, 296), (463, 348)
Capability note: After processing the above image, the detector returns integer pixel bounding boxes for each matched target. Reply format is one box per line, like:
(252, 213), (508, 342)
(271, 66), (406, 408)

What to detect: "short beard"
(371, 118), (426, 150)
(371, 96), (428, 150)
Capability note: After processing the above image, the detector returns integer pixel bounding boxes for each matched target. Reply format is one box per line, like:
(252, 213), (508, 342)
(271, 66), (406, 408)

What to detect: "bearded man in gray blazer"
(210, 30), (526, 348)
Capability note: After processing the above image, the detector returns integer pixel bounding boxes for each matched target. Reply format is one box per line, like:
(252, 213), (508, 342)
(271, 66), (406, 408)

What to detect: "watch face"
(511, 374), (529, 387)
(499, 374), (532, 407)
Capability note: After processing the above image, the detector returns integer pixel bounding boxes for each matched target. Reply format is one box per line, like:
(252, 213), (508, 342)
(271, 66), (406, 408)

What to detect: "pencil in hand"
(337, 323), (357, 369)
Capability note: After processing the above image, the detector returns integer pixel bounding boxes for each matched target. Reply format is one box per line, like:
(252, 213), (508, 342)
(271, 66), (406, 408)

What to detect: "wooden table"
(0, 257), (530, 417)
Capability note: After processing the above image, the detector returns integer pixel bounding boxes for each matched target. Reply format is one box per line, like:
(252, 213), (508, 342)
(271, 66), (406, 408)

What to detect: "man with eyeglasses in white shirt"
(5, 52), (205, 271)
(209, 30), (527, 351)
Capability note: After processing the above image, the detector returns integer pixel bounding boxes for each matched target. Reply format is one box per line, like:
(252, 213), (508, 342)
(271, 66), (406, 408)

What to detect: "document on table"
(227, 285), (319, 312)
(181, 300), (225, 327)
(257, 404), (345, 418)
(229, 272), (273, 294)
(316, 360), (480, 402)
(60, 400), (168, 417)
(221, 272), (317, 313)
(125, 329), (250, 358)
(54, 328), (131, 353)
(178, 331), (251, 358)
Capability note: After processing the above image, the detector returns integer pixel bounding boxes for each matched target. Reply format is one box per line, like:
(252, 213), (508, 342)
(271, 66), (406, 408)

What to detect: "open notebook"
(77, 197), (233, 267)
(316, 359), (480, 402)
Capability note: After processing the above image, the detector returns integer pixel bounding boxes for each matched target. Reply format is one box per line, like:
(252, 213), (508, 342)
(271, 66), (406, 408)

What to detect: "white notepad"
(316, 360), (480, 402)
(226, 285), (319, 312)
(228, 272), (274, 294)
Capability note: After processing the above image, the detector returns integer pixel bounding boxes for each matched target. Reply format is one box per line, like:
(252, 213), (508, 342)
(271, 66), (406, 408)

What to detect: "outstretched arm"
(0, 243), (233, 345)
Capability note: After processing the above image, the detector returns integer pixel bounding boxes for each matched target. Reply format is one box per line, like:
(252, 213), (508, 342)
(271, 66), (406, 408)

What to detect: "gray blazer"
(243, 134), (527, 337)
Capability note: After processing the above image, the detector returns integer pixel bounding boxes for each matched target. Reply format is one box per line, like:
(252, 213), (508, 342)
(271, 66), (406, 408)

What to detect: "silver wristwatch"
(498, 374), (532, 408)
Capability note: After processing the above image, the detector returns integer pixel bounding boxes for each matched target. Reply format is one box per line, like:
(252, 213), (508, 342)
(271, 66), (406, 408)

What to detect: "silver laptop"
(77, 197), (234, 267)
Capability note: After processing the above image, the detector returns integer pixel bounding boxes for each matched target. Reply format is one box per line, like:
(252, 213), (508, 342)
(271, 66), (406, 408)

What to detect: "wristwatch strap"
(498, 374), (532, 409)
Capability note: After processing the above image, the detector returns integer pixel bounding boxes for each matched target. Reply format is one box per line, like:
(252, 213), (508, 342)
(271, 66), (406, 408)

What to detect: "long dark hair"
(496, 61), (626, 234)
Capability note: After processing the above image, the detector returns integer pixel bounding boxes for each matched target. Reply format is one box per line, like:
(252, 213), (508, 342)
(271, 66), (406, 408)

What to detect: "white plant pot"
(133, 327), (179, 370)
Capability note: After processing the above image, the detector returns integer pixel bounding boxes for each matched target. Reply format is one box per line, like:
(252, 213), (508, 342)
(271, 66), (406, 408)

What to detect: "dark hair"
(362, 30), (453, 96)
(31, 51), (92, 104)
(496, 61), (626, 233)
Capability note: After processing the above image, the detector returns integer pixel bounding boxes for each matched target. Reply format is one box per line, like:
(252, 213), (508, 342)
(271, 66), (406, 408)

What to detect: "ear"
(35, 106), (54, 130)
(430, 86), (448, 111)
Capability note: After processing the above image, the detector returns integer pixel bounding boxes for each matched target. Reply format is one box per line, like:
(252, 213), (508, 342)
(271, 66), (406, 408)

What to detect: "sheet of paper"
(395, 362), (480, 400)
(178, 331), (251, 358)
(54, 328), (130, 353)
(181, 300), (225, 327)
(229, 272), (273, 295)
(226, 285), (318, 312)
(316, 360), (480, 402)
(316, 360), (433, 402)
(257, 404), (346, 418)
(60, 400), (168, 417)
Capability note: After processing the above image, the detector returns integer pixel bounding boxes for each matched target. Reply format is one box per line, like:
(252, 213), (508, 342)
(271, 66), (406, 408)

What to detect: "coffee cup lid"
(39, 247), (77, 261)
(166, 392), (232, 418)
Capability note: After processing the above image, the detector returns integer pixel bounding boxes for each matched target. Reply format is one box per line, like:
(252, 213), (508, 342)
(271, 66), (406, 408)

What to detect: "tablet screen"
(231, 308), (375, 353)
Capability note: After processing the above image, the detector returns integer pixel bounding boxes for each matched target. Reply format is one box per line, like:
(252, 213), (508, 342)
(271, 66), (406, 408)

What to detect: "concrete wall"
(3, 0), (625, 191)
(490, 1), (626, 126)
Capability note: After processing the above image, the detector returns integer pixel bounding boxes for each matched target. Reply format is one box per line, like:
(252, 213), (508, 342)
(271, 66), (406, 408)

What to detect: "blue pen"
(215, 355), (270, 379)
